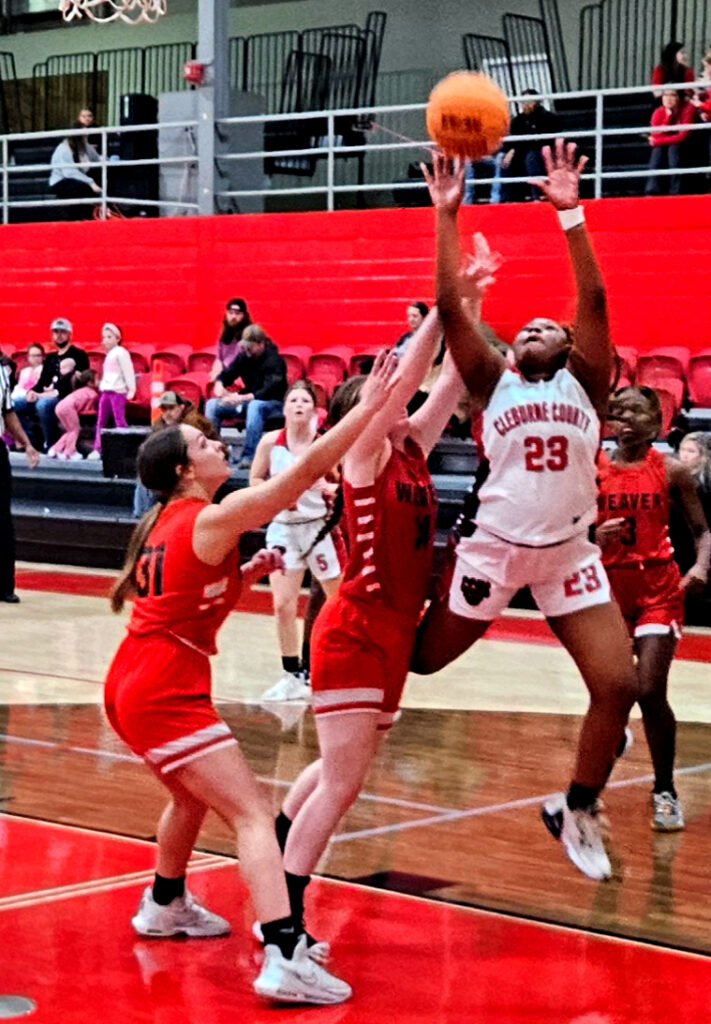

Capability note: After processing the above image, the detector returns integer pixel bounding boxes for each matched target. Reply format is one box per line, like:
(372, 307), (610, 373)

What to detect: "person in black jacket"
(205, 324), (287, 468)
(503, 90), (559, 200)
(12, 317), (89, 451)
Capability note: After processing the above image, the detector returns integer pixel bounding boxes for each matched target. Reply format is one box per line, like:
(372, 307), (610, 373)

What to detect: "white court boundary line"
(4, 733), (711, 845)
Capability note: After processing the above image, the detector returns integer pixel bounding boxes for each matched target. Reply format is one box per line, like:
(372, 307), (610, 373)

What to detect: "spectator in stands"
(87, 323), (136, 461)
(77, 108), (95, 128)
(646, 89), (698, 195)
(49, 123), (102, 220)
(209, 297), (253, 383)
(205, 324), (287, 469)
(393, 301), (429, 356)
(10, 344), (44, 404)
(0, 355), (39, 603)
(503, 90), (559, 200)
(132, 391), (224, 517)
(690, 51), (711, 171)
(679, 432), (711, 519)
(48, 368), (98, 461)
(651, 41), (695, 94)
(13, 318), (89, 452)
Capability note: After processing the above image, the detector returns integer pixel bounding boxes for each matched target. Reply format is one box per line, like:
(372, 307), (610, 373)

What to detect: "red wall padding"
(0, 195), (709, 356)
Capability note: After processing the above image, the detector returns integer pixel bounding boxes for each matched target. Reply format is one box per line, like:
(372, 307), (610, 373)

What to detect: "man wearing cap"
(0, 359), (39, 602)
(13, 318), (89, 452)
(205, 324), (286, 469)
(209, 298), (252, 383)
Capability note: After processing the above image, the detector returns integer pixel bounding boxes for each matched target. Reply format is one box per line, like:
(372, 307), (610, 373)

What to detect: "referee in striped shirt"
(1, 360), (39, 603)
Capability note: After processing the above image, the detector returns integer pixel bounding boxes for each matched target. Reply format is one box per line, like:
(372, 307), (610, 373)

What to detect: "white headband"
(102, 321), (122, 340)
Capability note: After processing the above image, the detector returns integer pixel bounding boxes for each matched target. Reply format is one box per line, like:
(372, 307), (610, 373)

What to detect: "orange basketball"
(426, 71), (510, 160)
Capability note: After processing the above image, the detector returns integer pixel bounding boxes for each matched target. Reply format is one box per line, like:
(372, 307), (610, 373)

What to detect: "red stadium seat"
(280, 345), (313, 385)
(687, 348), (711, 407)
(151, 345), (193, 377)
(188, 348), (218, 374)
(126, 372), (152, 424)
(128, 349), (150, 375)
(349, 346), (380, 376)
(615, 345), (638, 379)
(636, 346), (690, 391)
(86, 349), (105, 374)
(652, 378), (684, 436)
(308, 346), (352, 398)
(11, 349), (28, 371)
(165, 372), (209, 409)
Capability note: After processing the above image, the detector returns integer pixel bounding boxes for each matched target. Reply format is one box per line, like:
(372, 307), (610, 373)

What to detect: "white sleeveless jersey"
(475, 367), (600, 546)
(270, 433), (328, 524)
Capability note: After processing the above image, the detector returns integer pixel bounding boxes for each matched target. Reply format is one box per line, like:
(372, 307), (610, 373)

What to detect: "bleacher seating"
(687, 349), (711, 408)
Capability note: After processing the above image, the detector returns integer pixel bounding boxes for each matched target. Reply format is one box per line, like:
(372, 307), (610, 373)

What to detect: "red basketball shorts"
(104, 633), (237, 777)
(606, 560), (684, 639)
(310, 595), (417, 731)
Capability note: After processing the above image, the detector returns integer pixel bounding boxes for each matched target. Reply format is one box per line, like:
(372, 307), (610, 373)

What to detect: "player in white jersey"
(250, 380), (343, 701)
(414, 142), (638, 883)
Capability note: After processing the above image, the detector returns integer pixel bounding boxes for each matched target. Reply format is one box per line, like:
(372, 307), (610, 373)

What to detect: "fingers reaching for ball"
(530, 136), (588, 210)
(421, 151), (466, 213)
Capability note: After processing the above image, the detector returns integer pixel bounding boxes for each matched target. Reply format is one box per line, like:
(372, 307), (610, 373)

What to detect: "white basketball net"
(60, 0), (167, 25)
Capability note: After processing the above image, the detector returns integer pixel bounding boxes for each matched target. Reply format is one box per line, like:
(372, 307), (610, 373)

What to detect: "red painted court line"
(15, 568), (711, 662)
(1, 815), (711, 1023)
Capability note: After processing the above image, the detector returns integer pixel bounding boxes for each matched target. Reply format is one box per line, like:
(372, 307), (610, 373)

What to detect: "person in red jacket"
(597, 386), (710, 831)
(651, 41), (695, 92)
(646, 89), (699, 195)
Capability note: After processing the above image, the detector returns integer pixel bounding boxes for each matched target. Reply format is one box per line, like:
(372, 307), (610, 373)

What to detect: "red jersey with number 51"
(476, 367), (600, 546)
(127, 497), (242, 655)
(597, 447), (673, 567)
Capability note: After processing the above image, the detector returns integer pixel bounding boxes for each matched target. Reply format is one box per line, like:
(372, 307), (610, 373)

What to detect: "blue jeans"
(13, 394), (60, 450)
(204, 397), (283, 460)
(133, 480), (156, 519)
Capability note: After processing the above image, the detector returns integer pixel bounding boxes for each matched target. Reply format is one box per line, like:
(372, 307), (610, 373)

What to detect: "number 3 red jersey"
(597, 447), (674, 567)
(339, 437), (437, 620)
(476, 367), (600, 546)
(127, 497), (242, 655)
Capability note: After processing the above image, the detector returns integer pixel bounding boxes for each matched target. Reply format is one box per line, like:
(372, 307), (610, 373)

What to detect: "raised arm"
(344, 308), (444, 473)
(409, 233), (500, 455)
(422, 153), (505, 404)
(193, 353), (396, 563)
(532, 139), (611, 417)
(667, 457), (711, 591)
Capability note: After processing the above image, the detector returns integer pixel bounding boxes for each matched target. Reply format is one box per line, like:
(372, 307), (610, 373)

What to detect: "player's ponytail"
(304, 482), (344, 557)
(110, 427), (189, 612)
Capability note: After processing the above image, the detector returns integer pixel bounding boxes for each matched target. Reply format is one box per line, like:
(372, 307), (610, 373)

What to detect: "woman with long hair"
(597, 386), (710, 831)
(49, 121), (101, 220)
(267, 269), (491, 957)
(250, 379), (343, 702)
(104, 352), (395, 1006)
(411, 143), (638, 883)
(210, 297), (253, 382)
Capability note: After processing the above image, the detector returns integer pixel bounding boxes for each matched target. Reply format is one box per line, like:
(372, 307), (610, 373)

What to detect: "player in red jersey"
(104, 352), (395, 1007)
(597, 385), (710, 830)
(265, 276), (494, 952)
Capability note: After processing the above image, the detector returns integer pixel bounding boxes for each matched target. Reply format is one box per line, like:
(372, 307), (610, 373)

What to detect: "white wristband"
(557, 206), (585, 231)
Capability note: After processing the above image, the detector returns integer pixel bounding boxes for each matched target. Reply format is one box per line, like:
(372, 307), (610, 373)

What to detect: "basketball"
(426, 71), (510, 160)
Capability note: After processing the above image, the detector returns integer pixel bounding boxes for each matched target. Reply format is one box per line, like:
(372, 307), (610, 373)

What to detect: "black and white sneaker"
(542, 796), (611, 881)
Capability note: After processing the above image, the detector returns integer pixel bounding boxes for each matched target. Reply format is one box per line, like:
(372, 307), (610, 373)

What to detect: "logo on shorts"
(460, 576), (491, 607)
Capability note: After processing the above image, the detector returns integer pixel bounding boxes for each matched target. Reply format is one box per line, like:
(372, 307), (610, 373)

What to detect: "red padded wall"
(0, 195), (708, 356)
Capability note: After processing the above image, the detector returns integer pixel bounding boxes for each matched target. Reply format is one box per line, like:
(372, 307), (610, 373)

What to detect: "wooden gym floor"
(1, 563), (711, 1022)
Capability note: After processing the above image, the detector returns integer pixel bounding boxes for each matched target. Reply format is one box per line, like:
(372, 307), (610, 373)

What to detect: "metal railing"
(0, 81), (708, 222)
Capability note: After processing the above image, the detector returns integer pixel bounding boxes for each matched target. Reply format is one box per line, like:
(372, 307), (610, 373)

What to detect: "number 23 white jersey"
(475, 367), (600, 546)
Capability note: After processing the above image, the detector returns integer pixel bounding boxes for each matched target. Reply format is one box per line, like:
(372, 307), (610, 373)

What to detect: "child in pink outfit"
(50, 369), (98, 460)
(88, 322), (136, 461)
(11, 344), (44, 401)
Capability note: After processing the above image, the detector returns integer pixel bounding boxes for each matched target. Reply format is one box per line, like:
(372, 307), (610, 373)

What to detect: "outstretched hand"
(459, 232), (503, 303)
(242, 547), (285, 579)
(421, 151), (465, 213)
(359, 348), (398, 408)
(530, 137), (588, 209)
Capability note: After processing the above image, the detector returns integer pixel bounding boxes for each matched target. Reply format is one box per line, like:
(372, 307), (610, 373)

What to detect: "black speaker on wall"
(101, 427), (151, 480)
(112, 93), (159, 215)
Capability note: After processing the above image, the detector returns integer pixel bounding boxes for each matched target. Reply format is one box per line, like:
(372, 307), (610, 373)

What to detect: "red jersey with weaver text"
(127, 497), (242, 655)
(339, 437), (437, 620)
(597, 447), (674, 567)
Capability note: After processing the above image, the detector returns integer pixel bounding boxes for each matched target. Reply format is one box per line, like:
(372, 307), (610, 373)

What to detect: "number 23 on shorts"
(563, 563), (602, 598)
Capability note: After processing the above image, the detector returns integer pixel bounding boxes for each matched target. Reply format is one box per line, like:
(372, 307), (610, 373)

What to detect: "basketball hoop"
(60, 0), (167, 25)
